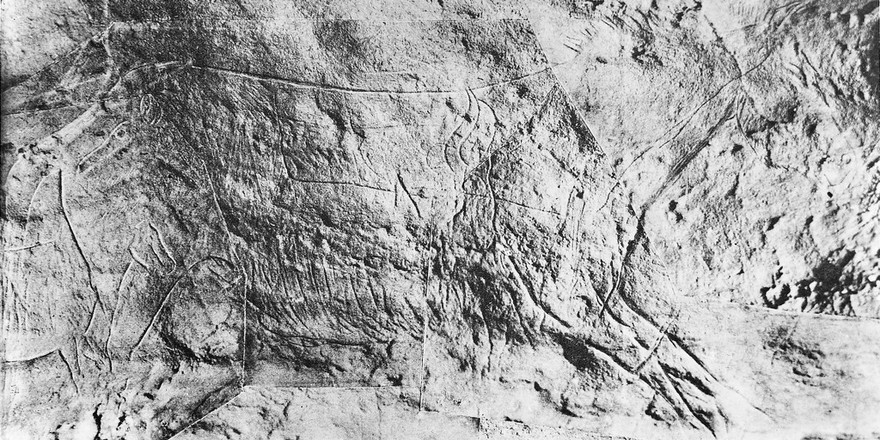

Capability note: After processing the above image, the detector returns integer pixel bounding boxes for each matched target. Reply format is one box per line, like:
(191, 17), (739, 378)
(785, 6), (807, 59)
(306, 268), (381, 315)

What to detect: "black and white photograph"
(1, 0), (878, 438)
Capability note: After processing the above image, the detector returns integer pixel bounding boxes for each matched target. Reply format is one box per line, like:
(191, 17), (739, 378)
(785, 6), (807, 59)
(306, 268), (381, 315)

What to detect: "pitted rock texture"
(2, 1), (879, 439)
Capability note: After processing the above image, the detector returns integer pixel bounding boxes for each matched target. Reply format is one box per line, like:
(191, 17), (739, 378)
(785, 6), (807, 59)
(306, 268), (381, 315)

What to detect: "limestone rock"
(2, 1), (878, 439)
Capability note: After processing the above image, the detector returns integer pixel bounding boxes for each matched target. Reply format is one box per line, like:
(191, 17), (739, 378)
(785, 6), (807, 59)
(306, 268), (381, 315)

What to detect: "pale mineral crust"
(1, 0), (878, 439)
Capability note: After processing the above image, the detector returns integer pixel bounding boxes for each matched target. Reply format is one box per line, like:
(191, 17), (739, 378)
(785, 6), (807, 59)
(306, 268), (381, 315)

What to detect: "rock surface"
(1, 0), (878, 439)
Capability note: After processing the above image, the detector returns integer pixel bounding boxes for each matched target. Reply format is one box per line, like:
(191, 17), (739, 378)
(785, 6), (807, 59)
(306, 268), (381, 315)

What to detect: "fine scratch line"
(190, 64), (553, 96)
